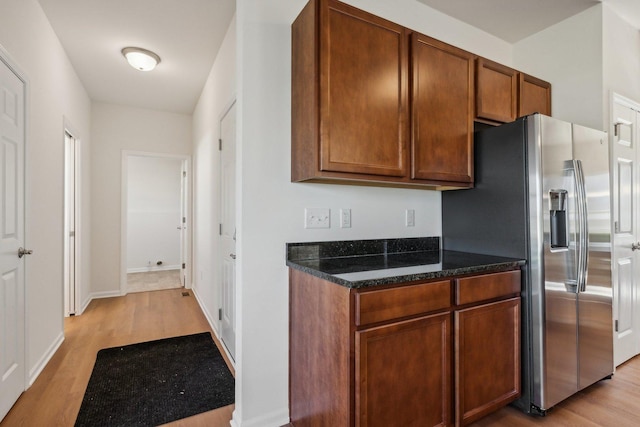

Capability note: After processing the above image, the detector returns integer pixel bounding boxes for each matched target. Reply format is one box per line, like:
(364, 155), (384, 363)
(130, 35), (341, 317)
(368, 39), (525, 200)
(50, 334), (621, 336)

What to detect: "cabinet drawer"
(356, 280), (451, 326)
(455, 270), (521, 306)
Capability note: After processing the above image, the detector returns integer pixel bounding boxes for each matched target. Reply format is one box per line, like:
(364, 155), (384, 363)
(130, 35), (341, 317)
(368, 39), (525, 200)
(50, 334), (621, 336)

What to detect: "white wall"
(0, 0), (91, 382)
(514, 6), (604, 130)
(234, 0), (514, 425)
(603, 4), (640, 128)
(91, 103), (191, 296)
(127, 156), (182, 271)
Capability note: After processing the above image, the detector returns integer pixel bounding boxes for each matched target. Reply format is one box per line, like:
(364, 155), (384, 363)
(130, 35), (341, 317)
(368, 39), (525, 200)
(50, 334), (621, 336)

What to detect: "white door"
(64, 131), (77, 316)
(219, 102), (236, 361)
(0, 55), (26, 421)
(611, 94), (640, 366)
(180, 162), (188, 287)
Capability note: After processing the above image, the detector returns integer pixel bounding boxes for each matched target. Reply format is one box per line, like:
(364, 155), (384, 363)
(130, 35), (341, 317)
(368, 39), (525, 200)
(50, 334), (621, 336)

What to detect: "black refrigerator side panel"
(442, 118), (529, 259)
(442, 117), (538, 414)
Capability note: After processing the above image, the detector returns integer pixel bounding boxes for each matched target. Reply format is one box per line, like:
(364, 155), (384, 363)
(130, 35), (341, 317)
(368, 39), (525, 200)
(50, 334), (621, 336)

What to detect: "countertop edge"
(286, 258), (525, 289)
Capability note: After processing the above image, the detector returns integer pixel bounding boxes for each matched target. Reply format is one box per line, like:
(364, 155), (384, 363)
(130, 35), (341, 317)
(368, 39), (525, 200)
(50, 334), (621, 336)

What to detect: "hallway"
(0, 289), (234, 426)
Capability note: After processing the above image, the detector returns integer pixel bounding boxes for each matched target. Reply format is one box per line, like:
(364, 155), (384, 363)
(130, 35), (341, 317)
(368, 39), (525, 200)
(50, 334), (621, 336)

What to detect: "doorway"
(219, 101), (236, 361)
(0, 47), (27, 422)
(63, 128), (79, 316)
(121, 152), (190, 294)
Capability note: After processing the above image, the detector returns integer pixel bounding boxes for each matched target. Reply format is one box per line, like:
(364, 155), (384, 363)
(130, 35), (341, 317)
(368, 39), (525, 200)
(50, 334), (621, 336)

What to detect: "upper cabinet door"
(319, 0), (408, 177)
(475, 57), (518, 123)
(411, 33), (474, 184)
(519, 73), (552, 117)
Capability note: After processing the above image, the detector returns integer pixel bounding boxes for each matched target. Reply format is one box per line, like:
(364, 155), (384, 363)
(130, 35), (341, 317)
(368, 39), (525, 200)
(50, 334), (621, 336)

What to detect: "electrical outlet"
(305, 208), (330, 229)
(406, 209), (415, 227)
(340, 208), (351, 228)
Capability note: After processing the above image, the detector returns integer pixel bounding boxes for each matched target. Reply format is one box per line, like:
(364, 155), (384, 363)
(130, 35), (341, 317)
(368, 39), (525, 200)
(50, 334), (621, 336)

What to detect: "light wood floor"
(472, 355), (640, 426)
(4, 288), (640, 427)
(0, 289), (234, 427)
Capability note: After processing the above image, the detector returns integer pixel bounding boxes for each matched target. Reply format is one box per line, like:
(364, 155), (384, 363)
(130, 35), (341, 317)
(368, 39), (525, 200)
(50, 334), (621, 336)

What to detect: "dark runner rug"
(74, 332), (234, 427)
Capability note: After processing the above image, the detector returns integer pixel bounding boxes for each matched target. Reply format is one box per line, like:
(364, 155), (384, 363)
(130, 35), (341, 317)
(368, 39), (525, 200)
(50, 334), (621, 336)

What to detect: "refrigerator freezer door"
(572, 123), (614, 390)
(533, 115), (580, 409)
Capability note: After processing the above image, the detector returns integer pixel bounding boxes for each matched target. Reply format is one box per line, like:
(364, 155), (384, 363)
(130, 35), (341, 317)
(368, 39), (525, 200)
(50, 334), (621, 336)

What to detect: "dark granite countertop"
(286, 237), (525, 289)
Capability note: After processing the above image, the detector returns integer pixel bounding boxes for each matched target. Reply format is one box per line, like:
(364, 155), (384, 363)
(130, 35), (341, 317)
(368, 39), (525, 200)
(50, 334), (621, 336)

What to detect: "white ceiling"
(37, 0), (640, 115)
(417, 0), (640, 43)
(37, 0), (235, 114)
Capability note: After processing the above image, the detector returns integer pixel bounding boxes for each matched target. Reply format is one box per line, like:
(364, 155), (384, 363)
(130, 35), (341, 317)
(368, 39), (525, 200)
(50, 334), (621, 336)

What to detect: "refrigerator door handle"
(573, 159), (589, 292)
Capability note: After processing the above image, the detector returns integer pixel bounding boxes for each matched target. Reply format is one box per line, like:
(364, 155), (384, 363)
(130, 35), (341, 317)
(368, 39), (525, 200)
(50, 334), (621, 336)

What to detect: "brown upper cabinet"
(292, 0), (473, 190)
(291, 0), (549, 189)
(475, 57), (552, 125)
(291, 0), (410, 183)
(519, 73), (552, 117)
(476, 57), (518, 123)
(411, 34), (474, 185)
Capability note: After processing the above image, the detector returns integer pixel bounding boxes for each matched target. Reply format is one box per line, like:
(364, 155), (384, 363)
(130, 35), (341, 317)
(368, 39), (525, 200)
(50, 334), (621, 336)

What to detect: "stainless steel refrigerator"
(442, 113), (613, 415)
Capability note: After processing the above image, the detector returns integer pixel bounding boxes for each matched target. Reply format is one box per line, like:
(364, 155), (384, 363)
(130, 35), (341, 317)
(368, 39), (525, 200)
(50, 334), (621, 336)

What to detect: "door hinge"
(218, 308), (222, 321)
(219, 138), (222, 151)
(614, 123), (619, 137)
(183, 170), (186, 178)
(182, 263), (186, 269)
(615, 319), (619, 332)
(182, 216), (186, 224)
(219, 224), (222, 235)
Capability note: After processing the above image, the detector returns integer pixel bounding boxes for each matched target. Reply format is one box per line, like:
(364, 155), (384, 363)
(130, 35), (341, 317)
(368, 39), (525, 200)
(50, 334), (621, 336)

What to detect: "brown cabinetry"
(455, 298), (521, 426)
(289, 268), (522, 427)
(519, 73), (552, 117)
(292, 0), (473, 190)
(292, 0), (409, 183)
(292, 0), (551, 189)
(356, 313), (451, 427)
(454, 271), (521, 426)
(356, 279), (450, 325)
(314, 0), (407, 178)
(475, 57), (552, 125)
(411, 34), (474, 184)
(475, 57), (518, 123)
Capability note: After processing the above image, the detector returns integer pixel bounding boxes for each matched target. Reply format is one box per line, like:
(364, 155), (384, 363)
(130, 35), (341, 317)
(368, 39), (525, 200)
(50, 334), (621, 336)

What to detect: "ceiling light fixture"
(121, 47), (161, 71)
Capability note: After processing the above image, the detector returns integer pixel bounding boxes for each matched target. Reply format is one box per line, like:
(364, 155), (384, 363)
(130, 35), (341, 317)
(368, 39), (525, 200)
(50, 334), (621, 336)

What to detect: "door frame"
(0, 42), (30, 404)
(120, 151), (192, 295)
(63, 121), (81, 316)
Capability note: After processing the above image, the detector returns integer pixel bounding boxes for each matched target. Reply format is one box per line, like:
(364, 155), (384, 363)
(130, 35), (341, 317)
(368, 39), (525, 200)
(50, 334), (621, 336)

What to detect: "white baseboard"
(28, 331), (64, 387)
(191, 286), (219, 334)
(90, 290), (123, 300)
(127, 265), (180, 274)
(78, 289), (121, 314)
(190, 286), (236, 369)
(80, 295), (92, 314)
(231, 408), (290, 427)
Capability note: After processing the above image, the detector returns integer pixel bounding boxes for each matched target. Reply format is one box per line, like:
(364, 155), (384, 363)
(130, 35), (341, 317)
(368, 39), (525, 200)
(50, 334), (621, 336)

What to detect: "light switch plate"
(340, 208), (351, 228)
(305, 208), (330, 229)
(406, 209), (415, 227)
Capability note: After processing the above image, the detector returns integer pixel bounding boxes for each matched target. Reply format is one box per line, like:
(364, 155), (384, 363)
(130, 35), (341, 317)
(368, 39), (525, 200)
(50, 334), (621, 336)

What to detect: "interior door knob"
(230, 253), (236, 260)
(633, 242), (640, 251)
(18, 247), (33, 258)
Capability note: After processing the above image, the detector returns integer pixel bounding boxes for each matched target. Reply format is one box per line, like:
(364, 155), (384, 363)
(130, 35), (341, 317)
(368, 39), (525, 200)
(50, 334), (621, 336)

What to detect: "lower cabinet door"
(356, 312), (452, 427)
(455, 297), (521, 426)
